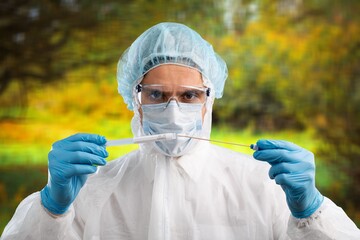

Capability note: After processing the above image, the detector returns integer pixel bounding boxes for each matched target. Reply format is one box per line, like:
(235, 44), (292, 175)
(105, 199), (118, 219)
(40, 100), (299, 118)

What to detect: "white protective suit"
(2, 92), (360, 240)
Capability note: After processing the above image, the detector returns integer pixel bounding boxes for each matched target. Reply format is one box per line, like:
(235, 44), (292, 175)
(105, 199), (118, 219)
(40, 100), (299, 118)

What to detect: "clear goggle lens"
(136, 84), (210, 105)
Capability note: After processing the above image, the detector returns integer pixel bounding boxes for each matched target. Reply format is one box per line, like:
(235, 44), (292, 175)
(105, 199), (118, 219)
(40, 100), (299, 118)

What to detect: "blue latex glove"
(40, 133), (108, 215)
(253, 140), (324, 218)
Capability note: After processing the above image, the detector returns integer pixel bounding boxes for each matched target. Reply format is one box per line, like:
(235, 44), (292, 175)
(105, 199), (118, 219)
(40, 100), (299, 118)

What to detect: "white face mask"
(141, 100), (203, 157)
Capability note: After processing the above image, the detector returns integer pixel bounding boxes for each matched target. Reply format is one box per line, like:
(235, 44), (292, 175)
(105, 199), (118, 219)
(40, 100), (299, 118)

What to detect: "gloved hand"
(253, 139), (324, 218)
(40, 133), (108, 215)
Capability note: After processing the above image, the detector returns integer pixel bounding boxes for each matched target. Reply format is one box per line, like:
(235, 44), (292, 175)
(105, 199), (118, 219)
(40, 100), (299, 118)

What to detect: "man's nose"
(164, 98), (180, 108)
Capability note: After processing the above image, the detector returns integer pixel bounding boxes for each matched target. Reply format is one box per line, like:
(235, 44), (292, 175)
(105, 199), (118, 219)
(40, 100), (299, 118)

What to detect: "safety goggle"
(136, 84), (210, 105)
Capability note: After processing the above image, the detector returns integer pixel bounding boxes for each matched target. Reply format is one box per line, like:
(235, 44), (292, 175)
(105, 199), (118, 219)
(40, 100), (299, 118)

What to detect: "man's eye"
(182, 91), (199, 101)
(148, 90), (163, 100)
(184, 92), (196, 99)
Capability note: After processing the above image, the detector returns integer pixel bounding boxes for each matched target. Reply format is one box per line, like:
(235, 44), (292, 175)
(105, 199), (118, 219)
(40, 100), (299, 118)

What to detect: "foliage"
(0, 0), (134, 118)
(213, 23), (307, 130)
(212, 0), (360, 222)
(306, 22), (360, 214)
(1, 0), (88, 89)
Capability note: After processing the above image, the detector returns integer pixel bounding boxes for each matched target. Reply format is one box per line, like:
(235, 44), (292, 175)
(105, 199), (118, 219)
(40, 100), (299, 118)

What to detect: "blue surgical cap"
(117, 22), (228, 110)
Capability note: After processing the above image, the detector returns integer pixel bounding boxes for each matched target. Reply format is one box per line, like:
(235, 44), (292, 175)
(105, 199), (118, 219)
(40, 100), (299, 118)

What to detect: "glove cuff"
(291, 190), (324, 219)
(40, 186), (70, 215)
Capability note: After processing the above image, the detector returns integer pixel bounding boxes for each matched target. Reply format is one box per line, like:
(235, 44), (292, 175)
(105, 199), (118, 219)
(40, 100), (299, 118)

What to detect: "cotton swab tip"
(250, 144), (258, 151)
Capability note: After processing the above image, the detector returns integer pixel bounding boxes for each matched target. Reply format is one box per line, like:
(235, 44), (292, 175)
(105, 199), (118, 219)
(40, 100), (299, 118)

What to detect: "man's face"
(138, 64), (207, 120)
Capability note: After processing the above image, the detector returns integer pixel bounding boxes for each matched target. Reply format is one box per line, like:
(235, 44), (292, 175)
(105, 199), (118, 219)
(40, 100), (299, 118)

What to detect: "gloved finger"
(268, 162), (298, 179)
(65, 151), (107, 166)
(52, 141), (108, 158)
(63, 164), (98, 178)
(49, 150), (107, 166)
(48, 160), (98, 180)
(273, 172), (313, 188)
(62, 133), (106, 145)
(253, 149), (297, 164)
(255, 139), (301, 151)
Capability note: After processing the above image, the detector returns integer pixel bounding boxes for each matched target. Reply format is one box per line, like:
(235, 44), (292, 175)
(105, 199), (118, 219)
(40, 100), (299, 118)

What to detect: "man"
(2, 22), (359, 239)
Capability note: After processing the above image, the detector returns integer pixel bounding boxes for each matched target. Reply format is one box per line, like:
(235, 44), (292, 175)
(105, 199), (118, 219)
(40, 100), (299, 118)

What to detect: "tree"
(0, 0), (135, 115)
(213, 0), (360, 223)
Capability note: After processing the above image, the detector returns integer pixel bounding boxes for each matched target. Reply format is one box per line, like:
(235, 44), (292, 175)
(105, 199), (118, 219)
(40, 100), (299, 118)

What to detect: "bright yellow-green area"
(0, 122), (318, 165)
(1, 111), (329, 190)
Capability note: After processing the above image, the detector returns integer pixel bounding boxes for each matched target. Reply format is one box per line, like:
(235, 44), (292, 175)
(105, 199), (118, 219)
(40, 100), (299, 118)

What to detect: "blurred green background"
(1, 0), (359, 233)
